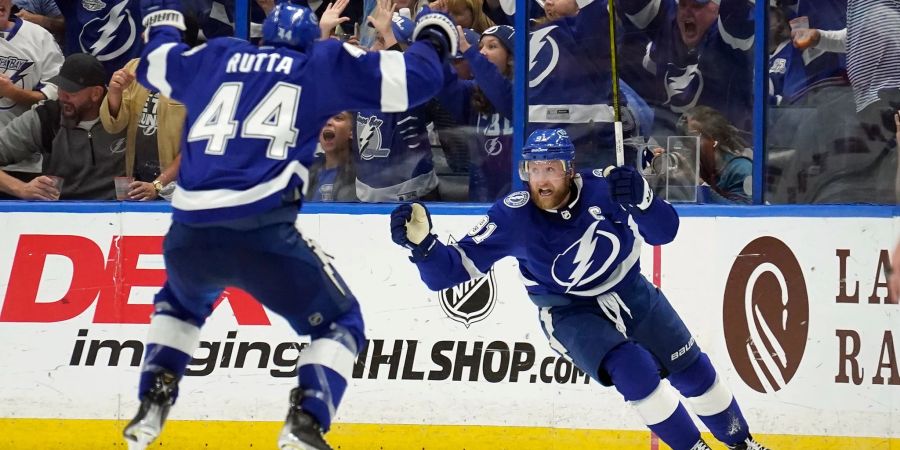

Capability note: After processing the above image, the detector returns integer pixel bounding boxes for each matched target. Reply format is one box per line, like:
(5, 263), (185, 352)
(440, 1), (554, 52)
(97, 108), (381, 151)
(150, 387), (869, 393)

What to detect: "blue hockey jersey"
(58, 0), (143, 78)
(620, 0), (754, 130)
(137, 27), (444, 223)
(411, 171), (679, 301)
(353, 108), (437, 202)
(528, 0), (619, 127)
(436, 47), (514, 202)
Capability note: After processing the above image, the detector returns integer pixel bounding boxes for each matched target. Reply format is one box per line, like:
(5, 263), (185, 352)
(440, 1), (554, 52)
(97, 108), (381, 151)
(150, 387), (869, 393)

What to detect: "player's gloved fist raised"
(390, 202), (438, 261)
(604, 165), (654, 210)
(411, 9), (458, 62)
(141, 0), (185, 30)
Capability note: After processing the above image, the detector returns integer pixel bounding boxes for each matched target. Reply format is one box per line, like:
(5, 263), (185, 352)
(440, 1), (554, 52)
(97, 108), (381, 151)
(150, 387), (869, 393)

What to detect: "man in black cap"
(0, 52), (126, 200)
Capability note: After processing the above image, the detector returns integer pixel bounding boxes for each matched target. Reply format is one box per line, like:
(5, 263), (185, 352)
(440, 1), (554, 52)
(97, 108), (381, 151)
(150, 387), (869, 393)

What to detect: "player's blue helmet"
(519, 129), (576, 181)
(262, 2), (319, 52)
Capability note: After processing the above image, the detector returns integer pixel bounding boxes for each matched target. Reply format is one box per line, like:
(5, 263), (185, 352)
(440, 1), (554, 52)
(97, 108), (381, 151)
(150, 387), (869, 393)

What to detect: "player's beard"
(529, 179), (572, 210)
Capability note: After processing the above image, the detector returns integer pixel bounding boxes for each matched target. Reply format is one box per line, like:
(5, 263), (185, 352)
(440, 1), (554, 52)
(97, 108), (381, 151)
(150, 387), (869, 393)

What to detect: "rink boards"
(0, 204), (897, 449)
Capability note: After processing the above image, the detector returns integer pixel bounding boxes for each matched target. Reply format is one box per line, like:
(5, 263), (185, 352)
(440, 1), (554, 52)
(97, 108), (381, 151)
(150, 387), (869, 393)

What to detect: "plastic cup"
(115, 176), (135, 200)
(46, 176), (64, 199)
(47, 175), (64, 191)
(789, 16), (809, 31)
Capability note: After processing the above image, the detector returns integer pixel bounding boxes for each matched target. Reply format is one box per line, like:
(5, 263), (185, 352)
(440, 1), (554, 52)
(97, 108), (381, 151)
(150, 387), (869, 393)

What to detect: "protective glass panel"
(644, 136), (701, 203)
(765, 0), (899, 204)
(525, 0), (757, 186)
(307, 6), (516, 204)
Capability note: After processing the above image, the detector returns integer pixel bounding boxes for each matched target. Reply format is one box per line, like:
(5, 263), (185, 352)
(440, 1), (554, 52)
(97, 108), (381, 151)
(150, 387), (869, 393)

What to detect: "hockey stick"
(607, 0), (625, 167)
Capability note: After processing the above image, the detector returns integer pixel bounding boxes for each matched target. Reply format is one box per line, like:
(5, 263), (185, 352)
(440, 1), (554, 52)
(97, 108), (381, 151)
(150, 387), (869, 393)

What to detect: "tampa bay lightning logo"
(552, 221), (621, 293)
(79, 0), (138, 63)
(664, 63), (704, 113)
(528, 26), (559, 88)
(478, 112), (511, 156)
(503, 191), (529, 208)
(484, 137), (503, 156)
(356, 114), (389, 160)
(770, 58), (786, 74)
(0, 58), (34, 109)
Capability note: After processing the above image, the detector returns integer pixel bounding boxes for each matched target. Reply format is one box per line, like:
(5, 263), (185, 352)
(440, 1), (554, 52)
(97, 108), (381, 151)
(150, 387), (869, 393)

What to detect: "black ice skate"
(691, 439), (713, 450)
(727, 434), (772, 450)
(123, 369), (179, 450)
(277, 388), (333, 450)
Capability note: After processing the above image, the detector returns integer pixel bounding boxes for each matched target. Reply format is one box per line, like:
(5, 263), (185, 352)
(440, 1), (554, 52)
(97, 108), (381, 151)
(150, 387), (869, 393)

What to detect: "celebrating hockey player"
(122, 0), (459, 449)
(390, 128), (771, 450)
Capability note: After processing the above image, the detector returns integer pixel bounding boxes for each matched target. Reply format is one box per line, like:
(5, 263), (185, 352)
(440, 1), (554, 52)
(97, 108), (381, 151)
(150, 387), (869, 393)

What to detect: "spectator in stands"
(342, 0), (440, 201)
(775, 0), (898, 204)
(844, 0), (900, 133)
(527, 0), (641, 169)
(678, 105), (752, 204)
(308, 112), (359, 202)
(57, 0), (143, 79)
(12, 0), (64, 41)
(0, 0), (64, 189)
(768, 0), (848, 106)
(0, 53), (126, 200)
(0, 0), (63, 127)
(768, 5), (794, 106)
(431, 0), (495, 32)
(436, 25), (513, 202)
(97, 17), (200, 201)
(451, 27), (481, 80)
(423, 27), (481, 201)
(618, 0), (754, 134)
(100, 58), (183, 201)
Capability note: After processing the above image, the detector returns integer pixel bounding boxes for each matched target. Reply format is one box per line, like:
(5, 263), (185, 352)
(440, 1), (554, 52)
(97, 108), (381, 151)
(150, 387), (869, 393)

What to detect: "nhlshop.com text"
(69, 329), (593, 385)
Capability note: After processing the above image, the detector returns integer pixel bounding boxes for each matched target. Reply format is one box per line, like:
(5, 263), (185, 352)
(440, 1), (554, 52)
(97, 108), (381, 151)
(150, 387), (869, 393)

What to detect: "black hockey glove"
(605, 165), (654, 210)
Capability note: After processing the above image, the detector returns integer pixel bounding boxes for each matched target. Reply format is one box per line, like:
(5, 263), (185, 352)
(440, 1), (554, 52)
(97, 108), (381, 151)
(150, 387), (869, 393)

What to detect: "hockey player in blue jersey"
(390, 129), (771, 450)
(123, 0), (458, 449)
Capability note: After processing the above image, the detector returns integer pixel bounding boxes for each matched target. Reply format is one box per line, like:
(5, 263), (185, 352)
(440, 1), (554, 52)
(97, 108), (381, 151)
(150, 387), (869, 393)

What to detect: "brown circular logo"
(723, 236), (809, 393)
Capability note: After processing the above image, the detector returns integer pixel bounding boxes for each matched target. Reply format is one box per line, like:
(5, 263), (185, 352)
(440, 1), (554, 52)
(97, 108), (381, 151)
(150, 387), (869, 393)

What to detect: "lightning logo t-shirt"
(58, 0), (143, 78)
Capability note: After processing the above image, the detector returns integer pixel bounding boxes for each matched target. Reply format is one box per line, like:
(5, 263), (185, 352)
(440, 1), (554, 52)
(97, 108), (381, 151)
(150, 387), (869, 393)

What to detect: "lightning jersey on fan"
(770, 0), (848, 105)
(0, 17), (63, 174)
(436, 47), (513, 202)
(411, 170), (679, 302)
(58, 0), (143, 78)
(0, 17), (62, 126)
(136, 26), (444, 223)
(352, 108), (438, 201)
(620, 0), (754, 130)
(528, 0), (620, 128)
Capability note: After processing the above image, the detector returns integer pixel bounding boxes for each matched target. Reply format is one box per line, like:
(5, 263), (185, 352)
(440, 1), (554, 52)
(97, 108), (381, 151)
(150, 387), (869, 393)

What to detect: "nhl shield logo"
(439, 265), (497, 327)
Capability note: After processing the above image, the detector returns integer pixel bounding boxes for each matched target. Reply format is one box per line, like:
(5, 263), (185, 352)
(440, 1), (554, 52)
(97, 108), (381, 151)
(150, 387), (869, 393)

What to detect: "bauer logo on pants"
(723, 236), (809, 393)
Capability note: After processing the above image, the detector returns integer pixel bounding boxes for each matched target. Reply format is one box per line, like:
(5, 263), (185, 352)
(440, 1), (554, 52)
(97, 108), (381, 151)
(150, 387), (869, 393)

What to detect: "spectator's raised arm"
(717, 0), (754, 52)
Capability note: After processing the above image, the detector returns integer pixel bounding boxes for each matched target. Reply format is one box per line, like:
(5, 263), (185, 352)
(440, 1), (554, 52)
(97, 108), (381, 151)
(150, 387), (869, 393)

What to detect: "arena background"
(0, 202), (897, 449)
